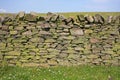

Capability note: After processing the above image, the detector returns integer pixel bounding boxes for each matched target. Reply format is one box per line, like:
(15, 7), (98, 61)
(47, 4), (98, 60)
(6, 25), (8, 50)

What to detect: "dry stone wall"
(0, 12), (120, 67)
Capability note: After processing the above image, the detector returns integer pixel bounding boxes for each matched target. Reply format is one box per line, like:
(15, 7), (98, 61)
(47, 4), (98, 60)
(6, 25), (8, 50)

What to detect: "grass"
(1, 12), (120, 19)
(58, 12), (120, 18)
(0, 65), (120, 80)
(37, 12), (120, 18)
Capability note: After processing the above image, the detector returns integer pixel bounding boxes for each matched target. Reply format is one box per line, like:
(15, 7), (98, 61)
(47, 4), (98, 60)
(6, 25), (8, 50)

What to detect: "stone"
(5, 51), (21, 56)
(77, 15), (85, 22)
(41, 23), (51, 28)
(94, 14), (105, 24)
(68, 54), (80, 59)
(70, 28), (84, 36)
(22, 63), (40, 67)
(60, 36), (75, 40)
(47, 60), (58, 66)
(0, 43), (6, 49)
(47, 49), (60, 53)
(2, 16), (12, 25)
(58, 53), (68, 58)
(90, 38), (99, 43)
(63, 17), (74, 25)
(30, 11), (38, 16)
(84, 25), (91, 28)
(0, 30), (8, 35)
(17, 11), (25, 20)
(115, 15), (120, 24)
(66, 49), (77, 54)
(74, 47), (84, 51)
(39, 31), (51, 35)
(38, 16), (45, 21)
(30, 38), (44, 43)
(93, 16), (99, 23)
(4, 56), (18, 59)
(72, 37), (85, 44)
(101, 55), (111, 59)
(51, 15), (59, 22)
(85, 15), (94, 23)
(104, 50), (114, 54)
(22, 31), (32, 36)
(10, 31), (17, 34)
(59, 32), (69, 36)
(0, 16), (4, 25)
(84, 30), (93, 34)
(107, 16), (113, 24)
(59, 15), (66, 21)
(9, 26), (14, 30)
(25, 13), (38, 22)
(46, 12), (57, 21)
(87, 55), (99, 59)
(45, 39), (56, 43)
(42, 54), (56, 58)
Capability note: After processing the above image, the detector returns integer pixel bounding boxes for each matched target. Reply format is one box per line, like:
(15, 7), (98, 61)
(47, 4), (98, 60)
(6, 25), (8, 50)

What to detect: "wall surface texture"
(0, 12), (120, 67)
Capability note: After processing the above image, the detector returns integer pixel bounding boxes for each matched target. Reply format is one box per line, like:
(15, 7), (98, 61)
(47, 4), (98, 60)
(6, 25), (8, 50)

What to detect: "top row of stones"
(0, 11), (120, 25)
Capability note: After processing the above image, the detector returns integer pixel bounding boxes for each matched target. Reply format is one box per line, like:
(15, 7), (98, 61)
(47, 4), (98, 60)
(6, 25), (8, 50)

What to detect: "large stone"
(58, 53), (68, 58)
(72, 37), (85, 44)
(10, 31), (17, 34)
(46, 12), (57, 22)
(68, 54), (80, 59)
(22, 31), (32, 36)
(0, 16), (4, 25)
(59, 36), (75, 40)
(84, 30), (93, 34)
(77, 15), (85, 22)
(0, 43), (6, 49)
(70, 28), (84, 36)
(17, 11), (25, 20)
(25, 12), (38, 22)
(85, 15), (94, 23)
(45, 39), (56, 43)
(39, 31), (51, 35)
(90, 38), (99, 43)
(5, 51), (21, 56)
(30, 38), (44, 43)
(63, 17), (74, 25)
(22, 63), (40, 67)
(2, 16), (12, 25)
(94, 14), (105, 24)
(30, 11), (38, 16)
(38, 16), (45, 21)
(59, 15), (66, 21)
(114, 15), (120, 24)
(41, 23), (51, 29)
(107, 16), (113, 24)
(51, 15), (59, 22)
(0, 30), (8, 35)
(47, 59), (58, 66)
(87, 55), (99, 59)
(74, 47), (84, 51)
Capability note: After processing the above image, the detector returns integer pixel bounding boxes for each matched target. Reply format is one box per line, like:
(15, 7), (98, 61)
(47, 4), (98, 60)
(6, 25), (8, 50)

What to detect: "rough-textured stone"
(25, 12), (38, 22)
(0, 16), (4, 25)
(5, 51), (20, 56)
(17, 11), (25, 20)
(10, 31), (17, 34)
(85, 15), (94, 23)
(70, 28), (84, 36)
(77, 15), (85, 22)
(84, 30), (93, 34)
(94, 14), (105, 24)
(90, 38), (99, 43)
(107, 16), (113, 24)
